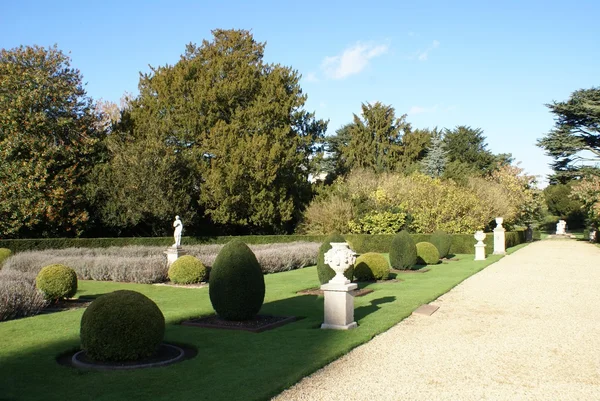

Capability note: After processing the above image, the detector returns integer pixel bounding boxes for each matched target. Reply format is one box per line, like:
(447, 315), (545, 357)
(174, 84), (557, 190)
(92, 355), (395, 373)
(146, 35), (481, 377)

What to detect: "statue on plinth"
(173, 216), (183, 247)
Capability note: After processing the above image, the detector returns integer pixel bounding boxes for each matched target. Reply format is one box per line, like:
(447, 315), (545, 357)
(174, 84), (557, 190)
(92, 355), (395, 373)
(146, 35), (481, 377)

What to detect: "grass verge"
(0, 249), (516, 401)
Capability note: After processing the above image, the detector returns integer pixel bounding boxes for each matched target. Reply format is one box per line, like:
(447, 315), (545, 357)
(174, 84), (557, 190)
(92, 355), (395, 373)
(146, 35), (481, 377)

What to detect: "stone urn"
(495, 217), (504, 227)
(474, 230), (486, 244)
(323, 242), (356, 285)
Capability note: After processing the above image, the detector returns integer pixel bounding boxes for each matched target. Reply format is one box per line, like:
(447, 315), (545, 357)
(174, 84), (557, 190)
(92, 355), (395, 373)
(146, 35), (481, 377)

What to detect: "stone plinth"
(474, 231), (486, 261)
(164, 246), (186, 266)
(321, 281), (358, 330)
(493, 217), (506, 255)
(556, 219), (566, 235)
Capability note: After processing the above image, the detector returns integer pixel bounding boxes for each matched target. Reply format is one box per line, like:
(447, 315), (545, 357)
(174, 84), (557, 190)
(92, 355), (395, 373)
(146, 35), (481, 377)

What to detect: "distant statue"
(173, 216), (183, 247)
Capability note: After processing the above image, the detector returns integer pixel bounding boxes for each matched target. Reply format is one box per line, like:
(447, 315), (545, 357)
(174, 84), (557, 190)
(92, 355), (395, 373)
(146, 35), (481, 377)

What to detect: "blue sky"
(2, 0), (599, 186)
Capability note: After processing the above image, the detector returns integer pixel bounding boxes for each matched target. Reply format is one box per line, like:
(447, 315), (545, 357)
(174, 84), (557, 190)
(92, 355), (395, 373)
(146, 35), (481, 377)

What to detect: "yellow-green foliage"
(348, 211), (406, 234)
(35, 264), (78, 301)
(168, 255), (207, 284)
(353, 252), (390, 281)
(415, 242), (440, 265)
(0, 248), (11, 268)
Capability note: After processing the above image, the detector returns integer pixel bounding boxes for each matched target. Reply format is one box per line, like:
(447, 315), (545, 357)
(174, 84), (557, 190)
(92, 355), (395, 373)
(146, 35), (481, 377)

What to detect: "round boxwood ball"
(35, 264), (78, 301)
(209, 240), (265, 321)
(353, 253), (390, 281)
(430, 230), (452, 259)
(0, 248), (11, 268)
(80, 290), (165, 362)
(416, 242), (440, 265)
(389, 231), (417, 270)
(317, 233), (354, 284)
(168, 255), (207, 284)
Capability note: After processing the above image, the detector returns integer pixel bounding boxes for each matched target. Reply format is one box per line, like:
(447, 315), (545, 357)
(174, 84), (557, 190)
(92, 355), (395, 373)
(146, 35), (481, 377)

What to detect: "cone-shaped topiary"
(430, 230), (452, 258)
(209, 240), (265, 321)
(317, 233), (354, 284)
(35, 264), (77, 301)
(353, 252), (390, 281)
(168, 255), (207, 284)
(0, 248), (11, 268)
(416, 242), (440, 265)
(389, 231), (417, 270)
(80, 290), (165, 362)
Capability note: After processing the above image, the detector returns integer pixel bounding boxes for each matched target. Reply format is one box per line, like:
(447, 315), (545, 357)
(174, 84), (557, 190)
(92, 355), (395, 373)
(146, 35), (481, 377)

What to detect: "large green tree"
(0, 45), (101, 238)
(93, 29), (326, 234)
(330, 102), (411, 174)
(537, 87), (600, 183)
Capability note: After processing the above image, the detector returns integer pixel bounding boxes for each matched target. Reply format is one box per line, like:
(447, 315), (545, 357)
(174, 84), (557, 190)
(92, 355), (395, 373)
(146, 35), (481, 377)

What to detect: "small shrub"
(80, 290), (165, 362)
(389, 231), (417, 270)
(353, 253), (390, 281)
(416, 242), (440, 265)
(209, 240), (265, 321)
(0, 270), (47, 321)
(0, 248), (11, 268)
(168, 255), (207, 284)
(430, 230), (452, 258)
(317, 234), (353, 284)
(35, 264), (77, 301)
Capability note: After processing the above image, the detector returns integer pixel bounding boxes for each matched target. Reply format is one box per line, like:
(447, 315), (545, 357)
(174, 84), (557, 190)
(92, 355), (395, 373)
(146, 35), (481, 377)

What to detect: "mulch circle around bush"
(40, 298), (92, 314)
(153, 282), (208, 289)
(392, 267), (431, 274)
(57, 343), (197, 370)
(181, 314), (297, 333)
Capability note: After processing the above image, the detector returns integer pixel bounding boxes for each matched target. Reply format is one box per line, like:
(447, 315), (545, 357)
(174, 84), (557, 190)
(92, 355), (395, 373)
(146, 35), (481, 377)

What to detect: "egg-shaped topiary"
(353, 253), (390, 281)
(168, 255), (207, 284)
(80, 290), (165, 362)
(35, 264), (78, 301)
(317, 233), (354, 284)
(0, 248), (11, 268)
(389, 231), (417, 270)
(416, 242), (440, 265)
(430, 230), (452, 258)
(209, 240), (265, 321)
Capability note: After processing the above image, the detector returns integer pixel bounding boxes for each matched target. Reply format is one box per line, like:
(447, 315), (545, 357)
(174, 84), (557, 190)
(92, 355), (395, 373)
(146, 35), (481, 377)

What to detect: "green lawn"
(0, 248), (523, 401)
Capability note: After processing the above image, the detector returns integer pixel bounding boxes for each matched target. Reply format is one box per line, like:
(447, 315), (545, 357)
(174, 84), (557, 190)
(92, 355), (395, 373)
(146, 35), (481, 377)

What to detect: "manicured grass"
(0, 249), (519, 401)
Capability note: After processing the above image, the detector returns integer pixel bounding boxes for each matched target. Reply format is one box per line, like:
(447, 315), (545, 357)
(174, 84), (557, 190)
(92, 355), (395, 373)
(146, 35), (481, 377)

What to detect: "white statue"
(173, 216), (183, 247)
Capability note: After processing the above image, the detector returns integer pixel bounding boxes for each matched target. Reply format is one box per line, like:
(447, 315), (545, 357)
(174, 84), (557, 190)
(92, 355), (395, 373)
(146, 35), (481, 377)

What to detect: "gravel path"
(273, 240), (600, 400)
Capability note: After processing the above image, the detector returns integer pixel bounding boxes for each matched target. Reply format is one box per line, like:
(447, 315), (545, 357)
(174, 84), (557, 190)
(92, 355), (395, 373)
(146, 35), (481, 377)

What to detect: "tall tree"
(0, 45), (101, 238)
(333, 102), (411, 173)
(421, 130), (447, 177)
(93, 29), (326, 234)
(537, 87), (600, 183)
(400, 127), (433, 173)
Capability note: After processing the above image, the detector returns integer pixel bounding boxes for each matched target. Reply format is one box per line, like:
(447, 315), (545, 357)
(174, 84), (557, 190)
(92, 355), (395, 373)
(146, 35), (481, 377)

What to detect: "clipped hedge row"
(1, 230), (535, 255)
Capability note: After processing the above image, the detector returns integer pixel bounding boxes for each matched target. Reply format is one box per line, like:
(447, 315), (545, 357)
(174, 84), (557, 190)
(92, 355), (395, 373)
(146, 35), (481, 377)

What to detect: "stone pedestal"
(525, 225), (533, 242)
(474, 231), (486, 261)
(321, 281), (358, 330)
(164, 246), (186, 266)
(493, 217), (506, 255)
(556, 219), (566, 235)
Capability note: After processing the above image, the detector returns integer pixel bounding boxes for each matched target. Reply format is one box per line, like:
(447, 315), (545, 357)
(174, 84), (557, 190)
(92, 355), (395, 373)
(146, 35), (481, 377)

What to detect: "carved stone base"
(320, 281), (358, 330)
(164, 246), (186, 266)
(474, 243), (486, 261)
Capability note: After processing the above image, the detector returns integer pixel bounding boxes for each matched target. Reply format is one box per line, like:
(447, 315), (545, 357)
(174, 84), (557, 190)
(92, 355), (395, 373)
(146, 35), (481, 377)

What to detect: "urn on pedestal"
(321, 242), (358, 330)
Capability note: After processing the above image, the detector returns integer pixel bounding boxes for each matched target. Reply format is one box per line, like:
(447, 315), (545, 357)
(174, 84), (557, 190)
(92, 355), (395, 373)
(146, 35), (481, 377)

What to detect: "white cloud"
(416, 40), (440, 61)
(408, 105), (439, 115)
(304, 72), (319, 83)
(321, 42), (389, 80)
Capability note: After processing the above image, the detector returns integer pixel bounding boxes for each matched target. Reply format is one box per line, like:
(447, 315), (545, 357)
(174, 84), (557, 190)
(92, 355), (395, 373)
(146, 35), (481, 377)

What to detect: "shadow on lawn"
(355, 296), (396, 320)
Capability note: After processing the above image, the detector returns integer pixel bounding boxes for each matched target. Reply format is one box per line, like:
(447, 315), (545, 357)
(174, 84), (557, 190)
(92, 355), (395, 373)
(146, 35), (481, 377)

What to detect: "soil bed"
(40, 298), (92, 314)
(181, 314), (297, 333)
(392, 267), (430, 274)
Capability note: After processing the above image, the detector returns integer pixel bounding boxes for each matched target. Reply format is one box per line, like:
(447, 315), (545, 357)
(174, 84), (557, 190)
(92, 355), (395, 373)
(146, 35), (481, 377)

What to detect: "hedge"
(1, 230), (536, 254)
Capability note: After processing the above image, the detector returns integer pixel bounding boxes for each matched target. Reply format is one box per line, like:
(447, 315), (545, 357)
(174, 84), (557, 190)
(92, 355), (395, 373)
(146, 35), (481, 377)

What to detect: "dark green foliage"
(543, 184), (585, 228)
(168, 255), (207, 284)
(35, 264), (77, 301)
(317, 233), (353, 284)
(537, 87), (600, 182)
(80, 290), (165, 362)
(353, 253), (390, 281)
(416, 242), (440, 265)
(389, 231), (418, 270)
(0, 248), (11, 268)
(209, 240), (265, 320)
(430, 230), (452, 258)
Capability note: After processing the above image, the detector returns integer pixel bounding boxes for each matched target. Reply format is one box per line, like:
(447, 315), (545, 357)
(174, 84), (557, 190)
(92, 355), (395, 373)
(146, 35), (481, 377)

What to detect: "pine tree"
(421, 131), (448, 177)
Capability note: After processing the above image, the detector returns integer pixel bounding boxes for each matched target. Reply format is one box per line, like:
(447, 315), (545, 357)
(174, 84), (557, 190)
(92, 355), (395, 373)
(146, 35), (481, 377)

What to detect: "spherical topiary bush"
(430, 230), (452, 259)
(389, 231), (417, 270)
(0, 248), (11, 268)
(416, 242), (440, 265)
(35, 264), (77, 301)
(209, 240), (265, 321)
(317, 233), (354, 284)
(353, 253), (390, 281)
(80, 290), (165, 362)
(168, 255), (207, 284)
